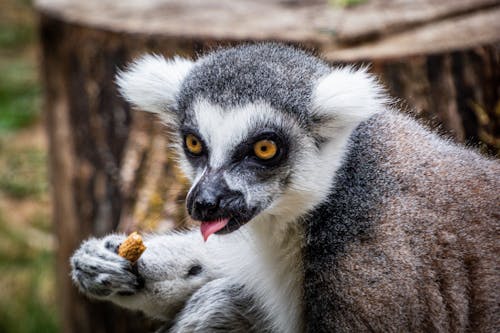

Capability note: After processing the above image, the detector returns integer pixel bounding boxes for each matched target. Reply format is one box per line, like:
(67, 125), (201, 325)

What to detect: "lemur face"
(117, 44), (386, 239)
(178, 100), (313, 239)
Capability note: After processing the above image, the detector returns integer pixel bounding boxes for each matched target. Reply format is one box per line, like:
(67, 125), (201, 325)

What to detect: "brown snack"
(118, 232), (146, 262)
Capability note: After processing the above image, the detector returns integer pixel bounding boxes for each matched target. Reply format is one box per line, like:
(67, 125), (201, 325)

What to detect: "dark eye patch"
(186, 264), (203, 277)
(179, 126), (208, 166)
(231, 130), (289, 167)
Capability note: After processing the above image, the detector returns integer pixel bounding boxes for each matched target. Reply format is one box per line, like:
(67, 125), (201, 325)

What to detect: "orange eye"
(185, 134), (203, 155)
(253, 140), (278, 160)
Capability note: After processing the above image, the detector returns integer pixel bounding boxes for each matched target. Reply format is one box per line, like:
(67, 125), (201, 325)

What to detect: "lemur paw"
(70, 234), (143, 298)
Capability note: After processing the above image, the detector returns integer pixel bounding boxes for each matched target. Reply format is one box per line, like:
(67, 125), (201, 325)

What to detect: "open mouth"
(199, 217), (245, 241)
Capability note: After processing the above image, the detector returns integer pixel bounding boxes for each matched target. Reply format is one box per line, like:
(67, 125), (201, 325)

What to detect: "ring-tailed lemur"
(71, 43), (499, 332)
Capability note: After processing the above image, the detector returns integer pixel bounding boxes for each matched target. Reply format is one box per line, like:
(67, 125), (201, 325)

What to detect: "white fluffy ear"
(311, 67), (388, 138)
(116, 54), (194, 125)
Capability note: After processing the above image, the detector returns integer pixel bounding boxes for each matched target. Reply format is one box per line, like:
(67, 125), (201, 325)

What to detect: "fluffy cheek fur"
(264, 136), (326, 220)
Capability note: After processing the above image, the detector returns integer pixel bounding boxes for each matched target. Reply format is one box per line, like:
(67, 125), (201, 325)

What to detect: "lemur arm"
(70, 231), (223, 322)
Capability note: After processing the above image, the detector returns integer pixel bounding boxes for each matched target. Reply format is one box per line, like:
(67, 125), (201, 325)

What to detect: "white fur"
(192, 99), (290, 169)
(116, 54), (193, 126)
(311, 66), (388, 139)
(228, 217), (304, 332)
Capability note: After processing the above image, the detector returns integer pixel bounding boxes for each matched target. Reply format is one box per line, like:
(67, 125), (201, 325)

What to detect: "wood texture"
(36, 0), (499, 332)
(370, 48), (499, 154)
(325, 7), (500, 61)
(335, 0), (500, 43)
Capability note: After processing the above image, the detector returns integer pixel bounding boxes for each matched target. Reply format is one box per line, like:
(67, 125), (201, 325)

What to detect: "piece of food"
(118, 232), (146, 262)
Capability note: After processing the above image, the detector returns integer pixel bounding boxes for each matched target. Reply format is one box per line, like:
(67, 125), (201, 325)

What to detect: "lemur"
(71, 44), (499, 332)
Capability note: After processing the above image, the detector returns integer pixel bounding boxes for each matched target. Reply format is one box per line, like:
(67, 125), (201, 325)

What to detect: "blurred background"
(0, 0), (57, 332)
(0, 0), (498, 332)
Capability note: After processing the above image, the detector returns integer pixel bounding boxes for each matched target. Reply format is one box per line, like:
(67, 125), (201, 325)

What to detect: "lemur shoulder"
(71, 44), (499, 332)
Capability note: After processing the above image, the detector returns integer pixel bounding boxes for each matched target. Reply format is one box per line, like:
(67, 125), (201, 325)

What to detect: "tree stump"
(35, 0), (499, 332)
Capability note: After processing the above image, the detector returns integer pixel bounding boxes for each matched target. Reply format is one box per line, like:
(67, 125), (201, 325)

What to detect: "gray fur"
(177, 43), (329, 126)
(168, 278), (271, 333)
(303, 111), (500, 332)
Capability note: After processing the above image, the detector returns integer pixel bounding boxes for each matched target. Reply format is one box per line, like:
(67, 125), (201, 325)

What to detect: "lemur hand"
(70, 231), (224, 322)
(70, 234), (143, 298)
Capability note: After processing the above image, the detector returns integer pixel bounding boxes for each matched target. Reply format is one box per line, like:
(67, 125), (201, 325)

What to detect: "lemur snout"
(186, 171), (245, 222)
(191, 188), (222, 221)
(193, 194), (219, 219)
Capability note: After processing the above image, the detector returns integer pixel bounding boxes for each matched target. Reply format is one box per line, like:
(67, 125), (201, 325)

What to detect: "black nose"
(186, 170), (243, 221)
(187, 170), (227, 221)
(193, 189), (220, 220)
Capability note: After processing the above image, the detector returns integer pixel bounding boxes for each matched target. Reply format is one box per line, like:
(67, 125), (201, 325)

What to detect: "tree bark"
(39, 16), (196, 333)
(36, 0), (499, 332)
(370, 47), (499, 156)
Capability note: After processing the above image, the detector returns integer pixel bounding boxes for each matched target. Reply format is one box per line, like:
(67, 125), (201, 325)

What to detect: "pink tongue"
(200, 218), (230, 241)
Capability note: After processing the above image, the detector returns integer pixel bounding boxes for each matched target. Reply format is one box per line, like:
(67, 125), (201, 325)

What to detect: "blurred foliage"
(0, 0), (37, 52)
(0, 142), (47, 198)
(0, 59), (40, 132)
(0, 20), (35, 49)
(0, 0), (59, 332)
(0, 0), (40, 132)
(0, 213), (58, 333)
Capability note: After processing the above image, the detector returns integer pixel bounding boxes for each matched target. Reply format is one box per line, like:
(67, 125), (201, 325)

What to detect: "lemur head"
(117, 44), (387, 240)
